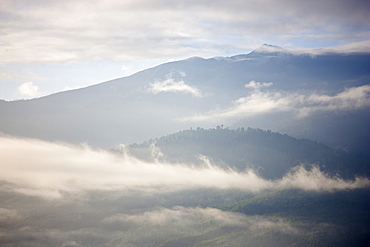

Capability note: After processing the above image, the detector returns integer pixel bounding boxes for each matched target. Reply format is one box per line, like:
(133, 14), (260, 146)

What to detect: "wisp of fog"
(0, 136), (369, 200)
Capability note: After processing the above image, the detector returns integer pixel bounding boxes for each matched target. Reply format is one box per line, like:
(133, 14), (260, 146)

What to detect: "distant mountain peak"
(227, 44), (288, 62)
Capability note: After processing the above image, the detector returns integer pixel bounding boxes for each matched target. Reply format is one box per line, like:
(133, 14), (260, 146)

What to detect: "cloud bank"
(1, 0), (369, 64)
(0, 136), (368, 200)
(180, 83), (370, 122)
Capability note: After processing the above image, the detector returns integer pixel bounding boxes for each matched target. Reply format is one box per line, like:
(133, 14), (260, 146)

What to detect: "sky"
(0, 0), (369, 101)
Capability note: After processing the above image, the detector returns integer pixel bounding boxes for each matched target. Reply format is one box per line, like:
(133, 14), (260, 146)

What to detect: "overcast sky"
(1, 0), (369, 100)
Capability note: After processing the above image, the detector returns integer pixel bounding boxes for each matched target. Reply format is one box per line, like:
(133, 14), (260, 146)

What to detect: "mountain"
(0, 45), (369, 158)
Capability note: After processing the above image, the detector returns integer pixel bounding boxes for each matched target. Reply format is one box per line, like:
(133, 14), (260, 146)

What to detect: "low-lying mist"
(1, 135), (369, 246)
(0, 136), (369, 200)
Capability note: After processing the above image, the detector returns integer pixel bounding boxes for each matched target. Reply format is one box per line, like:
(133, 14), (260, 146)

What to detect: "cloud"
(179, 84), (370, 122)
(0, 0), (369, 64)
(101, 206), (301, 246)
(0, 135), (368, 246)
(257, 40), (370, 56)
(0, 136), (368, 200)
(0, 201), (337, 247)
(18, 82), (40, 98)
(297, 85), (370, 117)
(279, 165), (370, 192)
(179, 90), (292, 122)
(120, 64), (132, 73)
(329, 39), (370, 53)
(244, 80), (273, 90)
(147, 73), (203, 97)
(104, 206), (299, 234)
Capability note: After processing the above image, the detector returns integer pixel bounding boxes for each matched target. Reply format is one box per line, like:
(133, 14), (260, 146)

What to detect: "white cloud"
(179, 90), (292, 122)
(147, 74), (203, 97)
(281, 40), (370, 56)
(0, 136), (368, 200)
(279, 165), (369, 192)
(330, 39), (370, 53)
(297, 85), (370, 117)
(0, 0), (369, 64)
(179, 84), (370, 122)
(245, 80), (273, 90)
(18, 82), (40, 98)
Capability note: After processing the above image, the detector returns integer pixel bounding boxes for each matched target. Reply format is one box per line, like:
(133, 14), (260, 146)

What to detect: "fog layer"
(1, 136), (369, 200)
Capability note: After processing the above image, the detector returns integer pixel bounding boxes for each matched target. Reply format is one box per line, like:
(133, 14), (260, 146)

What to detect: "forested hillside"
(127, 127), (370, 179)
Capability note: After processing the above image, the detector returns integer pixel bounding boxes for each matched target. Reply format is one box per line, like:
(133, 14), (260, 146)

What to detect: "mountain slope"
(0, 45), (369, 157)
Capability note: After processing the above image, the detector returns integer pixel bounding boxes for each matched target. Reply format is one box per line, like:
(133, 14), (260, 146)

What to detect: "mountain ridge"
(0, 46), (369, 157)
(4, 44), (370, 102)
(126, 127), (370, 179)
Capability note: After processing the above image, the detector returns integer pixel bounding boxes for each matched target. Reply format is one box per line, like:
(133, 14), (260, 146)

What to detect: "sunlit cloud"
(147, 72), (203, 97)
(0, 136), (368, 200)
(179, 84), (370, 122)
(18, 82), (40, 98)
(147, 78), (203, 97)
(279, 165), (370, 192)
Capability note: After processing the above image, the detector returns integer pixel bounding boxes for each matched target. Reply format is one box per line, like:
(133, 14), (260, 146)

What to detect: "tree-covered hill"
(126, 127), (370, 179)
